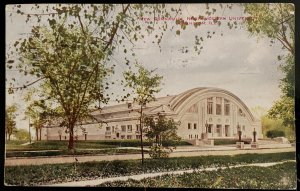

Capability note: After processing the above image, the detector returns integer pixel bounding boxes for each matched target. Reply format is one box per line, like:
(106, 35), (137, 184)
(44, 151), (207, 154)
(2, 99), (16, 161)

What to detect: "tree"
(243, 4), (295, 130)
(14, 129), (30, 141)
(144, 115), (181, 158)
(24, 102), (49, 141)
(6, 4), (182, 150)
(5, 104), (18, 141)
(123, 63), (163, 164)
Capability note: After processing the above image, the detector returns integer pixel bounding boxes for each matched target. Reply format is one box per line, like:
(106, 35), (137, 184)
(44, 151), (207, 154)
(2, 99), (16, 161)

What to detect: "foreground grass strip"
(6, 140), (191, 151)
(97, 161), (296, 189)
(4, 152), (295, 186)
(6, 148), (145, 158)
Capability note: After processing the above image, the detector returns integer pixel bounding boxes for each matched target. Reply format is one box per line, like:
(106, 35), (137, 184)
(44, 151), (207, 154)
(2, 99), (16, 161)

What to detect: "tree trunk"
(8, 134), (11, 141)
(68, 124), (74, 150)
(140, 105), (144, 165)
(36, 128), (39, 141)
(39, 128), (42, 141)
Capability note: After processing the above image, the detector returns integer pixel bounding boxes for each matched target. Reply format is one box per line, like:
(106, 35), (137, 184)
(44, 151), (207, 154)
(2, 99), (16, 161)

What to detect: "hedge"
(97, 161), (296, 189)
(213, 138), (252, 145)
(4, 152), (295, 186)
(266, 130), (285, 139)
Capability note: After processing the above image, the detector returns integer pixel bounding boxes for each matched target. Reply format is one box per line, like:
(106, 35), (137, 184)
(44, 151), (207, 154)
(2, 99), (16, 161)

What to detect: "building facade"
(41, 87), (262, 141)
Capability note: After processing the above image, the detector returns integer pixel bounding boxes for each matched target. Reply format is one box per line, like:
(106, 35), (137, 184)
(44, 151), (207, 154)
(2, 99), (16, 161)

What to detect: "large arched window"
(216, 97), (222, 115)
(224, 99), (230, 116)
(207, 97), (213, 114)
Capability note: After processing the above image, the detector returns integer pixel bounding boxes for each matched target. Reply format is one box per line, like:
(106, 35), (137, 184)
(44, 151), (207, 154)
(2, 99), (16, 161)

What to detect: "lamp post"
(202, 120), (209, 139)
(253, 128), (257, 143)
(237, 123), (242, 142)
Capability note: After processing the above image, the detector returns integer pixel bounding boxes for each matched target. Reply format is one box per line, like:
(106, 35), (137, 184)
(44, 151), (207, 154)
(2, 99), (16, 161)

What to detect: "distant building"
(41, 87), (262, 141)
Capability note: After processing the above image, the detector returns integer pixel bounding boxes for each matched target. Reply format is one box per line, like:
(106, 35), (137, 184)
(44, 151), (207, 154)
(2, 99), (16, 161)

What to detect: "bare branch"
(10, 77), (45, 89)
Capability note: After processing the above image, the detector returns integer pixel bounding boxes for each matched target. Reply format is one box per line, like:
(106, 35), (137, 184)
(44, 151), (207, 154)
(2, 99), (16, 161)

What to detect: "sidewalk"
(5, 145), (295, 166)
(45, 160), (295, 187)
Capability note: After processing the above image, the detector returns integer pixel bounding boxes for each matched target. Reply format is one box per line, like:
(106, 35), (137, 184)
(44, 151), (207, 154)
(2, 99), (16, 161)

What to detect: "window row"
(105, 135), (142, 139)
(188, 134), (199, 139)
(207, 97), (230, 116)
(106, 124), (141, 133)
(188, 123), (197, 129)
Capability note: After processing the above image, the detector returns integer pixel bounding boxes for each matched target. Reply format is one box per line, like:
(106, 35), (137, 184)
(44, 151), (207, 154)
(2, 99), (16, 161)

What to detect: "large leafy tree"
(6, 4), (181, 150)
(5, 104), (18, 141)
(123, 63), (163, 164)
(243, 3), (295, 130)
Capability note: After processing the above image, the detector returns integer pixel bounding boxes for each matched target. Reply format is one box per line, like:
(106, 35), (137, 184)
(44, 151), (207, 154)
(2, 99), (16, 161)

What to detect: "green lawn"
(5, 148), (145, 158)
(97, 161), (296, 189)
(4, 152), (295, 186)
(5, 140), (191, 151)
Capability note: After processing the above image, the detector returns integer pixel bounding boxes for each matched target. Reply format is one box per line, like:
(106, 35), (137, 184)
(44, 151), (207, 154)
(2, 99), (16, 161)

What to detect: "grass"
(5, 140), (192, 151)
(4, 151), (295, 186)
(5, 148), (145, 158)
(6, 140), (116, 151)
(97, 161), (296, 189)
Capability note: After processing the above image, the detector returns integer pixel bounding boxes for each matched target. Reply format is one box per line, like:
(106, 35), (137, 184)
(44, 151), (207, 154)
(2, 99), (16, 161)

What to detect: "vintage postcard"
(5, 3), (296, 189)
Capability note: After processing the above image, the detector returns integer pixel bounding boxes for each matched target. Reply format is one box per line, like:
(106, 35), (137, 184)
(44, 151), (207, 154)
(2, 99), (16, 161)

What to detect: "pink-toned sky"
(6, 4), (287, 135)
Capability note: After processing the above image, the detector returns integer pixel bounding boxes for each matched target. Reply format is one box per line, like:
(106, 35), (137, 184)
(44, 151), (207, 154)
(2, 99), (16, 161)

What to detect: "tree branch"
(103, 4), (130, 51)
(10, 77), (45, 89)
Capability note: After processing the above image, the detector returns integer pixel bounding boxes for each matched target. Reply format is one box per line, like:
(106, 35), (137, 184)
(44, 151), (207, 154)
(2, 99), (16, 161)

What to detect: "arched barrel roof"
(169, 87), (256, 121)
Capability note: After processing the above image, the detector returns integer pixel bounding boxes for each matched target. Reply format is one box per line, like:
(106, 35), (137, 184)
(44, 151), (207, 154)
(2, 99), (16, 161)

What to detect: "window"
(136, 135), (141, 139)
(112, 126), (115, 132)
(121, 135), (125, 139)
(127, 125), (132, 132)
(239, 109), (245, 117)
(207, 124), (212, 133)
(194, 123), (197, 129)
(127, 135), (132, 139)
(188, 123), (191, 129)
(216, 97), (222, 115)
(216, 125), (221, 134)
(136, 124), (141, 132)
(105, 136), (111, 139)
(121, 125), (126, 132)
(224, 99), (230, 115)
(127, 103), (132, 109)
(106, 126), (111, 131)
(207, 97), (213, 114)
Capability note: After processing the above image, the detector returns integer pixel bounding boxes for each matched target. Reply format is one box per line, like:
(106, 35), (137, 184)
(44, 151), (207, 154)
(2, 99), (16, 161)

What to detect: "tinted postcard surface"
(5, 3), (295, 189)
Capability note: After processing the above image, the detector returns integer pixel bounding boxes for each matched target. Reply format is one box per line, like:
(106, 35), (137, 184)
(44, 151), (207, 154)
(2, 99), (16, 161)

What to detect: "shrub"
(149, 145), (170, 159)
(266, 130), (285, 138)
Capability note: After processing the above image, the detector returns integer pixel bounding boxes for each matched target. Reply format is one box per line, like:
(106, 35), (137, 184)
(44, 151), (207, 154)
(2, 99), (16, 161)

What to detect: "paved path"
(5, 146), (295, 166)
(45, 160), (296, 187)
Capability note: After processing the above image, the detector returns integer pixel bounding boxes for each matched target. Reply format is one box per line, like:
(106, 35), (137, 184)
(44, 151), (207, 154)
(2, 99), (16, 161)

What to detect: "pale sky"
(6, 4), (286, 135)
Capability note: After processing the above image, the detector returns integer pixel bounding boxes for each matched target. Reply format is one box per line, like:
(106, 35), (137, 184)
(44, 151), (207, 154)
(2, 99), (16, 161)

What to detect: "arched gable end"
(171, 88), (256, 122)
